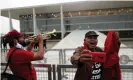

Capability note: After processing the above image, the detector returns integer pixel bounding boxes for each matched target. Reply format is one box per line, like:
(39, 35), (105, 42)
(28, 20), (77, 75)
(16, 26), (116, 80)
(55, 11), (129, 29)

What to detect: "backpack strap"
(3, 48), (18, 73)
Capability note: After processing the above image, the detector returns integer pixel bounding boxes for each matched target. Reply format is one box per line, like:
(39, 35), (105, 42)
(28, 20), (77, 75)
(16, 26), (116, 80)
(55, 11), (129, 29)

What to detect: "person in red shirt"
(71, 31), (121, 80)
(4, 29), (45, 80)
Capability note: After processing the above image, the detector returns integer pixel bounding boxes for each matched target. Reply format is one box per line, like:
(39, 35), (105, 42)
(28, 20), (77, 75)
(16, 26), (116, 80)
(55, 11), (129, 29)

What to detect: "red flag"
(104, 31), (121, 80)
(83, 39), (106, 63)
(104, 31), (120, 67)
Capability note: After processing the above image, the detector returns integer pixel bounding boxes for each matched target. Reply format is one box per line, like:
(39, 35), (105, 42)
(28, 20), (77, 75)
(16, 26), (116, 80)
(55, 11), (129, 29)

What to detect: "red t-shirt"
(7, 48), (36, 80)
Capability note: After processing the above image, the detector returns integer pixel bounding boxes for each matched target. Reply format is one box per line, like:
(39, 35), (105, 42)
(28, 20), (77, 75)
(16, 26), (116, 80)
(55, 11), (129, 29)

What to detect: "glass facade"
(19, 7), (133, 35)
(20, 19), (33, 32)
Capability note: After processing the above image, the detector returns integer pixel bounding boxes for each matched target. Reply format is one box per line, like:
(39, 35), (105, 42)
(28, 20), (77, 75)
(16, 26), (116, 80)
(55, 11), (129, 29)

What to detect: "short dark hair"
(9, 41), (14, 48)
(8, 37), (19, 48)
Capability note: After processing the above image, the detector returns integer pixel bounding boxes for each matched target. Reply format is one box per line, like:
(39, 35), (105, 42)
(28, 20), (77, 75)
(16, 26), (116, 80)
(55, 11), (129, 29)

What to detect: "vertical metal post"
(61, 49), (64, 64)
(57, 65), (61, 80)
(59, 50), (62, 64)
(52, 65), (56, 80)
(63, 49), (66, 64)
(48, 65), (52, 80)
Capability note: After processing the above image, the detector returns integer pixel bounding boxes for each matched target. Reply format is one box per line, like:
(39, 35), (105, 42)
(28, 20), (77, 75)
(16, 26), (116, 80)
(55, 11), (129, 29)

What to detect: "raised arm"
(71, 47), (92, 67)
(26, 40), (35, 51)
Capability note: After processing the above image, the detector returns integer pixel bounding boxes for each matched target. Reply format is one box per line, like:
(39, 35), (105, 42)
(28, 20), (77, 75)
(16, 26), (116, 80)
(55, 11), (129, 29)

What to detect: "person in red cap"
(71, 31), (121, 80)
(4, 29), (45, 80)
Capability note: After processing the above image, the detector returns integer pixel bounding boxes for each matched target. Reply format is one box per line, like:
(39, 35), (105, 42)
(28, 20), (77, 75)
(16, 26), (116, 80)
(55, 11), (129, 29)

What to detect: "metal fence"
(1, 63), (52, 80)
(1, 47), (133, 65)
(1, 63), (133, 80)
(120, 65), (133, 80)
(57, 65), (133, 80)
(1, 47), (133, 80)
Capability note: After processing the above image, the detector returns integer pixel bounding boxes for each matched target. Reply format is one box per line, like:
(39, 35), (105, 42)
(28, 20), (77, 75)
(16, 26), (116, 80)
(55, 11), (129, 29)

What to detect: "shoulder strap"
(3, 48), (18, 73)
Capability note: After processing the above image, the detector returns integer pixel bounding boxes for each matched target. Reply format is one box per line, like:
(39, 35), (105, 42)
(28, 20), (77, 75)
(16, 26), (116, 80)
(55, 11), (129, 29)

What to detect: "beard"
(19, 41), (27, 47)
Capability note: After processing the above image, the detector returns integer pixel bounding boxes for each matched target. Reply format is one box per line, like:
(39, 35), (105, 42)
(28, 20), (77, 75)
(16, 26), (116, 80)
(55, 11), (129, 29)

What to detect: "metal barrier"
(0, 48), (63, 64)
(57, 65), (133, 80)
(120, 65), (133, 80)
(1, 47), (133, 80)
(1, 63), (133, 80)
(63, 47), (133, 65)
(57, 65), (76, 80)
(1, 63), (52, 80)
(1, 47), (133, 65)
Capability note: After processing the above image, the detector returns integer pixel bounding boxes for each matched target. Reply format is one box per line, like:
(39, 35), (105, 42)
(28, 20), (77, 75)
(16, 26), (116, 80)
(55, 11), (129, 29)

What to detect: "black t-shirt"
(91, 62), (103, 80)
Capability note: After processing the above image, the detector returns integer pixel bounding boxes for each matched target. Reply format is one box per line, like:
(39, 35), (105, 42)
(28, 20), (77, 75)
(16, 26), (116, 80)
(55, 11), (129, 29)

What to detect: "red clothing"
(104, 31), (121, 80)
(7, 48), (36, 80)
(81, 31), (121, 80)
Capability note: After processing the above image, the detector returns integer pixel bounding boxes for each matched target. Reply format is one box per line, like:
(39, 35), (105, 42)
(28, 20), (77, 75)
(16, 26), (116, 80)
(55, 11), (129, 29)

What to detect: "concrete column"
(33, 8), (40, 35)
(60, 5), (66, 39)
(8, 10), (13, 30)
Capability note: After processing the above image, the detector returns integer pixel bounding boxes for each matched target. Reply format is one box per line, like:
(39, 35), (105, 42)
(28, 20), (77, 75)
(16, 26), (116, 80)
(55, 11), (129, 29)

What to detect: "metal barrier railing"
(57, 65), (76, 80)
(57, 65), (133, 80)
(33, 64), (52, 80)
(1, 63), (52, 80)
(1, 63), (133, 80)
(1, 47), (133, 65)
(120, 65), (133, 80)
(0, 49), (63, 64)
(63, 48), (133, 65)
(1, 47), (133, 80)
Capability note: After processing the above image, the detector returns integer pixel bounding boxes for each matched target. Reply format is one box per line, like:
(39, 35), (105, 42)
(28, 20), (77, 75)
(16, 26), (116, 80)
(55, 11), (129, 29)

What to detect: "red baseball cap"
(4, 29), (24, 42)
